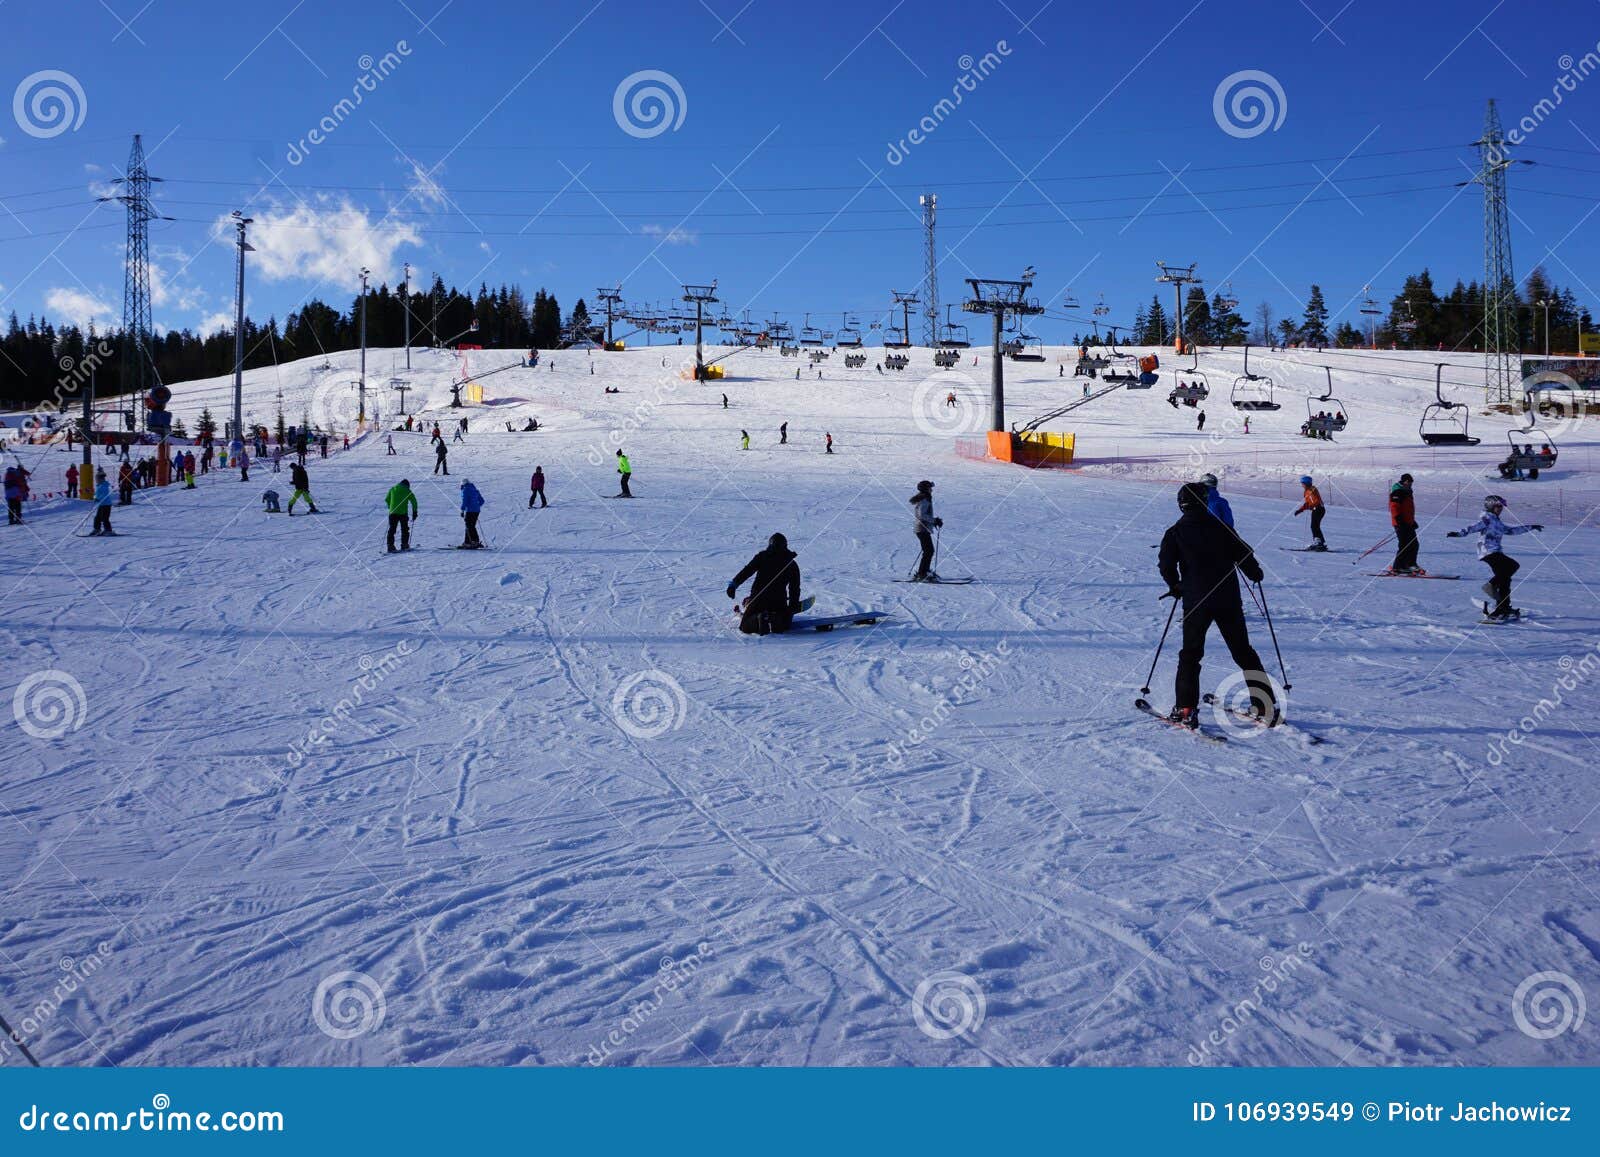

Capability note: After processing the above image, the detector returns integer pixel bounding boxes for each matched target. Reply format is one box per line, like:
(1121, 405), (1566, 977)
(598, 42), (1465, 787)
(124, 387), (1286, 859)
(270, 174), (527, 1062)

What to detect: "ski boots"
(1167, 706), (1199, 729)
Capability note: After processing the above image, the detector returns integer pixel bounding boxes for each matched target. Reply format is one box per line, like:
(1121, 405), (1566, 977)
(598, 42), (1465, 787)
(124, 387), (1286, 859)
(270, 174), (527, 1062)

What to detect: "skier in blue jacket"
(458, 479), (485, 548)
(1199, 472), (1234, 530)
(91, 468), (114, 535)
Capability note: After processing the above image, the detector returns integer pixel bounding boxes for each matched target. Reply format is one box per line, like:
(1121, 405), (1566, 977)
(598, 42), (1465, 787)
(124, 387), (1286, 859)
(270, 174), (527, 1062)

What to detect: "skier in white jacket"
(1447, 494), (1543, 620)
(909, 479), (942, 581)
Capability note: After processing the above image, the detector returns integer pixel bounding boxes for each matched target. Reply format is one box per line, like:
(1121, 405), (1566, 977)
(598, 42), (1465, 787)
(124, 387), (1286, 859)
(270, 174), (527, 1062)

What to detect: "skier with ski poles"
(726, 532), (802, 635)
(1447, 494), (1543, 621)
(1387, 473), (1421, 574)
(1293, 475), (1326, 550)
(385, 478), (418, 552)
(1157, 482), (1278, 728)
(908, 479), (943, 582)
(90, 468), (114, 535)
(287, 461), (320, 514)
(615, 449), (632, 497)
(458, 479), (485, 548)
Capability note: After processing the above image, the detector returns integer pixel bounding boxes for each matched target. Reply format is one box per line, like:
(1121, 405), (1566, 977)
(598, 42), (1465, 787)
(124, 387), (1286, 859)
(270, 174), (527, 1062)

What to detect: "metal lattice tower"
(1474, 99), (1518, 405)
(108, 134), (163, 423)
(919, 194), (938, 347)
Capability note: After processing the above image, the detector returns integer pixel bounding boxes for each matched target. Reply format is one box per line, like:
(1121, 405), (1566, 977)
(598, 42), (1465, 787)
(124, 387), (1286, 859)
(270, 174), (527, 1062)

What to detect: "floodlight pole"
(230, 212), (254, 443)
(358, 267), (370, 426)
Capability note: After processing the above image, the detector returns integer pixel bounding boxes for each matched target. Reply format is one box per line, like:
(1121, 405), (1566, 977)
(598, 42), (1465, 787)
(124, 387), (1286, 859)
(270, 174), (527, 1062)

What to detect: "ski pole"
(0, 1011), (41, 1066)
(1140, 594), (1180, 696)
(1355, 532), (1393, 562)
(1254, 581), (1291, 690)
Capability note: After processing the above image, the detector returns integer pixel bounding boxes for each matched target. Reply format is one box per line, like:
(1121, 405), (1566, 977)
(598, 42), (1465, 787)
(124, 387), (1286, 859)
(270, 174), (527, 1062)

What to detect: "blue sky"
(3, 0), (1599, 344)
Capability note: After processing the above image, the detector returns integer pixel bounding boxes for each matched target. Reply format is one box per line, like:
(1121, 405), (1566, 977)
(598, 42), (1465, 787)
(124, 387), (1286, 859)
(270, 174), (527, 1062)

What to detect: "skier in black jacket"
(1158, 483), (1278, 727)
(726, 533), (802, 635)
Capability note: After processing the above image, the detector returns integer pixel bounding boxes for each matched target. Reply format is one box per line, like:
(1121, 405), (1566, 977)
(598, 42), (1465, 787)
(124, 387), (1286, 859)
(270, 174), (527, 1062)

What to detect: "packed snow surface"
(2, 342), (1596, 1066)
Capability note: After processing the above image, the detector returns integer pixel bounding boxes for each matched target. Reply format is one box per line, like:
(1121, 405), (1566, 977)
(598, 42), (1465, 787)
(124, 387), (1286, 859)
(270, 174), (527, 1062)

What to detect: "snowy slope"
(1, 342), (1597, 1067)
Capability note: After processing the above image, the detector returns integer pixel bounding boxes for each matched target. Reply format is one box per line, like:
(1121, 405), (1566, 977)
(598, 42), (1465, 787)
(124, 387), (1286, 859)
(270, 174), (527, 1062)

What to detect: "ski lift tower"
(890, 289), (919, 348)
(1155, 261), (1201, 353)
(963, 269), (1044, 432)
(1470, 99), (1532, 405)
(597, 284), (624, 349)
(682, 281), (720, 380)
(920, 194), (939, 347)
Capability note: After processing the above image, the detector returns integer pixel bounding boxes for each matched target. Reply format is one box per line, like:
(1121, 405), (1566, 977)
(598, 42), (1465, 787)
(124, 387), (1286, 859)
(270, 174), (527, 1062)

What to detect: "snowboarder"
(909, 479), (943, 581)
(459, 479), (485, 548)
(287, 461), (319, 514)
(726, 532), (802, 635)
(529, 466), (548, 508)
(740, 430), (750, 451)
(1448, 495), (1543, 620)
(434, 440), (449, 476)
(90, 469), (113, 535)
(262, 489), (282, 513)
(1159, 482), (1277, 728)
(385, 478), (418, 552)
(1388, 473), (1419, 575)
(779, 422), (787, 445)
(1198, 472), (1234, 530)
(1294, 475), (1326, 549)
(615, 449), (632, 497)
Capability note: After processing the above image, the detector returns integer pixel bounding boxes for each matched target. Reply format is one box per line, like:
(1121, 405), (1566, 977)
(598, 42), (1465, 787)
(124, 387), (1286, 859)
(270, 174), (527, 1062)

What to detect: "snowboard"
(790, 611), (885, 631)
(1133, 699), (1226, 743)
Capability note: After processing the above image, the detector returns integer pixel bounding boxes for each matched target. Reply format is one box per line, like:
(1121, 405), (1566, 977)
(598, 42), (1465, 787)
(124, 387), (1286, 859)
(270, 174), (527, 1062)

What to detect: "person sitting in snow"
(262, 489), (282, 513)
(726, 532), (802, 635)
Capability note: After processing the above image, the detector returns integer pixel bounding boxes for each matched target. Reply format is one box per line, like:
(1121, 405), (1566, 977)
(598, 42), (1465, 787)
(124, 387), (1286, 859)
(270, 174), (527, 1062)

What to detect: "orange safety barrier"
(986, 430), (1074, 467)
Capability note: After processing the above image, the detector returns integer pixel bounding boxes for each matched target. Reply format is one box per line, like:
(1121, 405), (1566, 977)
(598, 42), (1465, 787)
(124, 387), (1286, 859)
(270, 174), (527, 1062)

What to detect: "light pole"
(402, 262), (412, 371)
(358, 267), (370, 426)
(1535, 296), (1551, 357)
(231, 212), (254, 442)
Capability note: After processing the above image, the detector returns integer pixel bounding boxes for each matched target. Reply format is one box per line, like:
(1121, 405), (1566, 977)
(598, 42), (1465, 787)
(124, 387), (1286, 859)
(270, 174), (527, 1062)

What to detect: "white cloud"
(226, 198), (421, 286)
(640, 224), (697, 245)
(197, 311), (233, 336)
(44, 287), (116, 330)
(406, 160), (449, 209)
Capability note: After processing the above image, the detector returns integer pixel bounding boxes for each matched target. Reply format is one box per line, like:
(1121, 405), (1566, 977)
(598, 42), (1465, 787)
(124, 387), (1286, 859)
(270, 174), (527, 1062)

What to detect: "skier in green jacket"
(385, 478), (419, 552)
(615, 449), (632, 497)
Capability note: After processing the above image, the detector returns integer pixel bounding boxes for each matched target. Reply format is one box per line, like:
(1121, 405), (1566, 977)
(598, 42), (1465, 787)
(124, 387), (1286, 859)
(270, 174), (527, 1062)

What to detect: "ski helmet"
(1483, 494), (1506, 512)
(1177, 482), (1208, 512)
(1199, 472), (1219, 488)
(916, 479), (934, 492)
(1298, 475), (1313, 486)
(1399, 473), (1413, 485)
(768, 532), (789, 550)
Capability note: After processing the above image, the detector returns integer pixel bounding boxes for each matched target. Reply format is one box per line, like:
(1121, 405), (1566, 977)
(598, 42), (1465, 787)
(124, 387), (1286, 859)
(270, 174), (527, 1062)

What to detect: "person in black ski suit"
(1158, 482), (1278, 727)
(726, 532), (802, 635)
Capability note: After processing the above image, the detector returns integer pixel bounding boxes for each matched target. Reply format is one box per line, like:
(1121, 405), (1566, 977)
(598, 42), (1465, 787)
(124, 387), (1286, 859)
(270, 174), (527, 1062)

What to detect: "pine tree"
(197, 407), (217, 440)
(1183, 286), (1213, 346)
(1301, 285), (1329, 345)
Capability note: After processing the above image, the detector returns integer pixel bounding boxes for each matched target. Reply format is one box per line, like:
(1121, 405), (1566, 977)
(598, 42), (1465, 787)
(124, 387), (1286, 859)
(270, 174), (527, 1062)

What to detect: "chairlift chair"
(835, 313), (863, 348)
(1010, 334), (1046, 362)
(1497, 422), (1558, 480)
(1093, 294), (1110, 318)
(937, 305), (971, 349)
(1168, 347), (1210, 404)
(799, 313), (824, 346)
(1063, 289), (1080, 310)
(1418, 363), (1480, 446)
(1219, 282), (1239, 311)
(1302, 367), (1348, 438)
(1228, 345), (1280, 411)
(883, 324), (910, 349)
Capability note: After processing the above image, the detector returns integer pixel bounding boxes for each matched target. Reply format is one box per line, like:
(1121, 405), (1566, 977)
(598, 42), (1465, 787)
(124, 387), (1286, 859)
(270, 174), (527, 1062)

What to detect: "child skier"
(459, 479), (485, 548)
(1158, 482), (1277, 727)
(529, 466), (548, 508)
(1293, 475), (1326, 550)
(90, 469), (113, 535)
(1447, 495), (1543, 620)
(262, 489), (282, 513)
(740, 430), (750, 451)
(1198, 472), (1234, 530)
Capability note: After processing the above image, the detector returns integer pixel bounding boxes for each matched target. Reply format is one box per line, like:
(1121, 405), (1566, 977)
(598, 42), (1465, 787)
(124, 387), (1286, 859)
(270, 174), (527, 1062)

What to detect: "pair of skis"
(1134, 695), (1326, 745)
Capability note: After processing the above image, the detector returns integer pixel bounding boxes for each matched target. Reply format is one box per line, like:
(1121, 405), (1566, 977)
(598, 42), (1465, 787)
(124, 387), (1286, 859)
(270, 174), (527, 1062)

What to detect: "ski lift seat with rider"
(1498, 425), (1558, 479)
(1303, 367), (1348, 437)
(1229, 345), (1280, 411)
(1168, 347), (1209, 404)
(1418, 363), (1480, 446)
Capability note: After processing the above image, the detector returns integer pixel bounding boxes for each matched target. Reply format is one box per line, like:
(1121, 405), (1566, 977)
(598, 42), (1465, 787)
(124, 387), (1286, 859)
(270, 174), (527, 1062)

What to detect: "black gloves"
(1446, 531), (1461, 538)
(933, 518), (943, 528)
(726, 584), (737, 599)
(1160, 587), (1181, 601)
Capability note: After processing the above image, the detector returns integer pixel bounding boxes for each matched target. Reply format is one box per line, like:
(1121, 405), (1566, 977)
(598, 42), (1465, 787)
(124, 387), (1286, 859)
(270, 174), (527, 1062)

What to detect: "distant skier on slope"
(1158, 483), (1277, 728)
(1293, 475), (1326, 550)
(459, 479), (485, 548)
(726, 532), (802, 635)
(90, 468), (113, 535)
(908, 479), (943, 582)
(740, 430), (750, 451)
(385, 478), (418, 552)
(529, 466), (548, 508)
(1388, 473), (1420, 575)
(434, 439), (449, 476)
(1198, 472), (1233, 530)
(1447, 494), (1542, 620)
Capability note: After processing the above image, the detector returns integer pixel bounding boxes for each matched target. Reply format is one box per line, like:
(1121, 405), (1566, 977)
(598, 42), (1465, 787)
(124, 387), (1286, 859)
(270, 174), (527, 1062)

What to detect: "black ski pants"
(387, 513), (411, 550)
(462, 511), (482, 547)
(1393, 522), (1419, 571)
(1484, 551), (1519, 616)
(1175, 601), (1272, 713)
(915, 529), (935, 578)
(1309, 507), (1324, 542)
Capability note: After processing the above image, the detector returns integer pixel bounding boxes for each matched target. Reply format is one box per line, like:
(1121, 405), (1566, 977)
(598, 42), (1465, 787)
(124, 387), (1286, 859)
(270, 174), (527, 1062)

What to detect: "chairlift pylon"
(1418, 363), (1480, 446)
(1229, 345), (1280, 411)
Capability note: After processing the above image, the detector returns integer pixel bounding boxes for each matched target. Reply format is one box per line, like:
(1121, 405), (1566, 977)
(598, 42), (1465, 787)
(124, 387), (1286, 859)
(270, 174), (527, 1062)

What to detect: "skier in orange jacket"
(1293, 475), (1326, 550)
